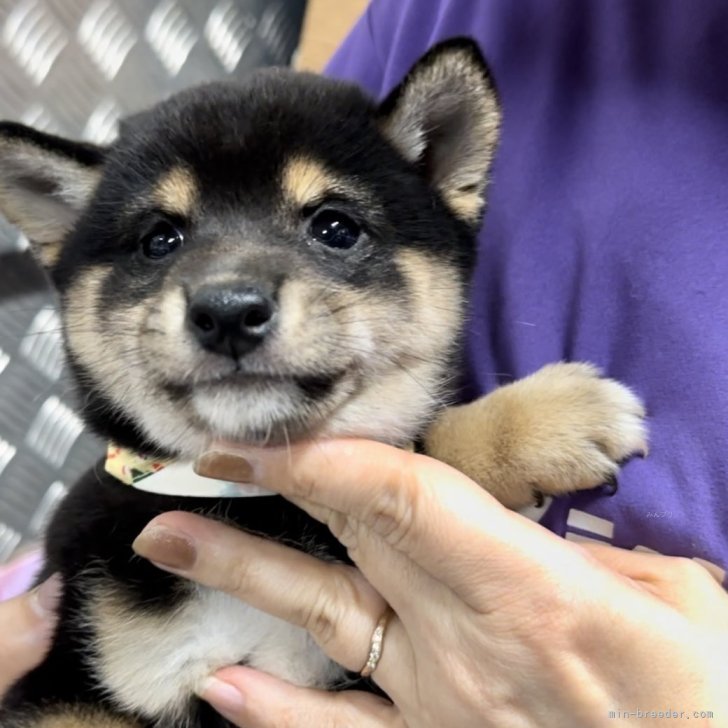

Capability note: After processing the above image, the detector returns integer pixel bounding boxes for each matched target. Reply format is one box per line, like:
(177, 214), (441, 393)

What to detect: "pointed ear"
(378, 39), (501, 227)
(0, 122), (105, 268)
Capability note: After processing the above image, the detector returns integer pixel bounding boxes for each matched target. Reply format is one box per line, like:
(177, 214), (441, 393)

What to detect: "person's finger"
(0, 573), (61, 697)
(579, 543), (728, 629)
(198, 665), (403, 728)
(133, 511), (412, 686)
(194, 440), (593, 608)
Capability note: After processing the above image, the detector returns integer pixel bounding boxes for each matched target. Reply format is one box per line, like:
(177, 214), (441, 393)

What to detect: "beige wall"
(296, 0), (369, 72)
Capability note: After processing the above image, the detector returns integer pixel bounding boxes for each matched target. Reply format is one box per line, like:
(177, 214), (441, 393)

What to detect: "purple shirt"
(326, 0), (728, 585)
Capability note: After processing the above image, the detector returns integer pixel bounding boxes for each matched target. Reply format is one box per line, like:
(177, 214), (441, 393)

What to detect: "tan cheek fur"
(64, 267), (147, 398)
(64, 267), (201, 454)
(157, 285), (188, 336)
(394, 248), (463, 361)
(274, 277), (358, 371)
(63, 266), (112, 371)
(145, 284), (189, 368)
(318, 249), (464, 443)
(424, 362), (648, 509)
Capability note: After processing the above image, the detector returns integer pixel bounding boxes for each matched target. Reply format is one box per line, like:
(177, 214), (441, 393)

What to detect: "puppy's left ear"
(378, 39), (501, 228)
(0, 122), (106, 268)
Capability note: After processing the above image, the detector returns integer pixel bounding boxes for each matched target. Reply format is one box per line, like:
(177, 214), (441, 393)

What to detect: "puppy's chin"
(191, 380), (327, 445)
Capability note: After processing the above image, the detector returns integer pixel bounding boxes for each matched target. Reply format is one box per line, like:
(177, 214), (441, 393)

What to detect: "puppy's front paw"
(499, 362), (648, 505)
(425, 362), (647, 509)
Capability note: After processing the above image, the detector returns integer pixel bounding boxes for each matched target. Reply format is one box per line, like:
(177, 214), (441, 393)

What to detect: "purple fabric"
(326, 0), (728, 585)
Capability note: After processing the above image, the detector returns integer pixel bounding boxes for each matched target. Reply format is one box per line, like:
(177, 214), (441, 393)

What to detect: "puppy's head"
(0, 40), (500, 457)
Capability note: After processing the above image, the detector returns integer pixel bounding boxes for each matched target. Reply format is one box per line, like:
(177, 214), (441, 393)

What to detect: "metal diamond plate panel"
(0, 0), (306, 562)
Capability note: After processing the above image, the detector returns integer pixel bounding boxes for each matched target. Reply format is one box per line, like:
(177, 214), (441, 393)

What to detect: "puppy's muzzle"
(187, 283), (277, 358)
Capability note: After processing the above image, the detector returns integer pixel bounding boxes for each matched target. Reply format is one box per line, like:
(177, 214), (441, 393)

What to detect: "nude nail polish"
(132, 525), (197, 570)
(194, 451), (254, 483)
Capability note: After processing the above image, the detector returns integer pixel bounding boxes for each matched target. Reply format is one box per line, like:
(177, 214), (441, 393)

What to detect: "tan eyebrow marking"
(152, 166), (198, 217)
(281, 156), (364, 208)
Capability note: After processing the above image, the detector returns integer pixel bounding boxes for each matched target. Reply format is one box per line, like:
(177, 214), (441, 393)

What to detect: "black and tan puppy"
(0, 41), (645, 727)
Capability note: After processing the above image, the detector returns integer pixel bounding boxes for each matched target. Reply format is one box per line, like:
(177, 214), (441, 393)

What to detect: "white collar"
(105, 445), (276, 498)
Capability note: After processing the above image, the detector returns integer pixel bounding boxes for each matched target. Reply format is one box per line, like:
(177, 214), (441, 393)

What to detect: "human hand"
(133, 441), (728, 727)
(0, 573), (60, 700)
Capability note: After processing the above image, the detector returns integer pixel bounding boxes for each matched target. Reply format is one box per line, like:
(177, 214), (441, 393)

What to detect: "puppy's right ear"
(378, 39), (501, 229)
(0, 122), (106, 268)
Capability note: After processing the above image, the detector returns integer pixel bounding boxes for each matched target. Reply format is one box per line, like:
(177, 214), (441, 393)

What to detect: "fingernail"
(31, 573), (62, 619)
(194, 451), (254, 483)
(132, 525), (196, 571)
(199, 676), (245, 715)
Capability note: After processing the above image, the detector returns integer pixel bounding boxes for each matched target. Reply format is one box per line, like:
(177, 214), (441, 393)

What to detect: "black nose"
(187, 285), (277, 357)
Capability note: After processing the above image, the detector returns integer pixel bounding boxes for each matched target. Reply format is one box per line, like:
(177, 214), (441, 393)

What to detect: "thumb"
(0, 573), (62, 698)
(198, 666), (401, 728)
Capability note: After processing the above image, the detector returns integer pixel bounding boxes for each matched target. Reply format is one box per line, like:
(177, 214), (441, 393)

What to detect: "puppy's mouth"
(162, 368), (347, 401)
(190, 366), (357, 446)
(295, 373), (343, 399)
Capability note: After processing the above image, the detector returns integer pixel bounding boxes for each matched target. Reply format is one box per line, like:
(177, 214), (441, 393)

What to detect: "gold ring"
(360, 607), (393, 677)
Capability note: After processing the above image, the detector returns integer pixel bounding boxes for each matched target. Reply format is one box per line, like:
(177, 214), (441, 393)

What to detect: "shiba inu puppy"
(0, 40), (646, 728)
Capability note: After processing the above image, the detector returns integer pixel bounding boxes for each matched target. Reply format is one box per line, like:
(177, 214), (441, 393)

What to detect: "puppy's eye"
(309, 210), (361, 250)
(140, 222), (183, 260)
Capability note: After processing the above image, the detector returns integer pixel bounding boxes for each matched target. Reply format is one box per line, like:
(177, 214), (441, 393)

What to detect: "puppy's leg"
(424, 362), (647, 509)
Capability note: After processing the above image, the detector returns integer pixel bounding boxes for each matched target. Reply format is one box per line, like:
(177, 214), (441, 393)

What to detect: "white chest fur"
(88, 585), (345, 725)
